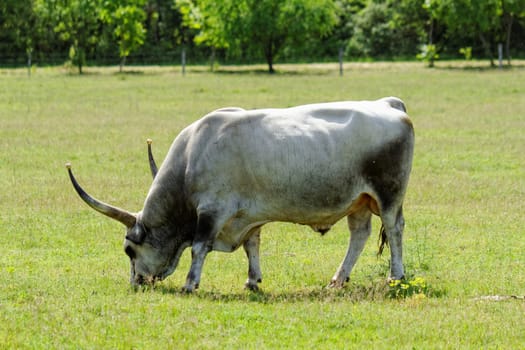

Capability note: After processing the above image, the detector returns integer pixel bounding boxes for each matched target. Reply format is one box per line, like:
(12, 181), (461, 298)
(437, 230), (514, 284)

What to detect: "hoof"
(387, 275), (406, 283)
(181, 286), (193, 293)
(328, 281), (341, 289)
(328, 277), (349, 289)
(182, 283), (199, 293)
(244, 279), (262, 291)
(245, 283), (260, 292)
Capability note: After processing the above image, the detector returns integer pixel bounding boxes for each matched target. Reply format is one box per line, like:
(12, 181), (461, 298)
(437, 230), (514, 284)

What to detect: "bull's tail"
(377, 224), (388, 256)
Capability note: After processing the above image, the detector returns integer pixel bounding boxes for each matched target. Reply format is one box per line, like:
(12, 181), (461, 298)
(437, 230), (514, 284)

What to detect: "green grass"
(1, 62), (524, 349)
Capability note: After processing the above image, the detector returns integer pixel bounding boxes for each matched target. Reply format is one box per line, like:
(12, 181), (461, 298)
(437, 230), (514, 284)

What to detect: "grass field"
(1, 62), (524, 348)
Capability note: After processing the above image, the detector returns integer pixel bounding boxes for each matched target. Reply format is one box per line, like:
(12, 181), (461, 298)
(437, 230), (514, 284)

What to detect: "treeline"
(1, 0), (524, 73)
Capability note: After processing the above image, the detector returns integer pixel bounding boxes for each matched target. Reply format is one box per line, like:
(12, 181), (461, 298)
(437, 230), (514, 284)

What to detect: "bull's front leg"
(183, 213), (216, 292)
(243, 229), (262, 291)
(183, 241), (212, 292)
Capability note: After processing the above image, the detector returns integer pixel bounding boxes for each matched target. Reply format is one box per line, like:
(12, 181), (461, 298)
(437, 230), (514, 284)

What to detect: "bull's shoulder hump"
(198, 109), (266, 130)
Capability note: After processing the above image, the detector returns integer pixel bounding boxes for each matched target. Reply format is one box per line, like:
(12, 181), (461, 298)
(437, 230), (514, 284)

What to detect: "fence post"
(498, 43), (503, 69)
(338, 46), (344, 77)
(27, 49), (32, 77)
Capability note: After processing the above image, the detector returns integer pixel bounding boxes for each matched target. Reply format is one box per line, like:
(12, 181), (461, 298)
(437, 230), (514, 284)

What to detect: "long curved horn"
(66, 163), (136, 228)
(147, 139), (158, 179)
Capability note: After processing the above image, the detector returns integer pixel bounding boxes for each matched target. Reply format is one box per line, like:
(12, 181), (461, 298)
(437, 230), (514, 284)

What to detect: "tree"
(177, 0), (339, 73)
(175, 0), (228, 63)
(420, 0), (441, 66)
(438, 0), (497, 65)
(346, 0), (429, 59)
(35, 0), (102, 74)
(174, 0), (223, 70)
(142, 0), (181, 57)
(389, 0), (429, 54)
(499, 0), (525, 65)
(101, 0), (147, 72)
(0, 0), (32, 64)
(329, 0), (367, 52)
(347, 2), (397, 58)
(435, 0), (525, 66)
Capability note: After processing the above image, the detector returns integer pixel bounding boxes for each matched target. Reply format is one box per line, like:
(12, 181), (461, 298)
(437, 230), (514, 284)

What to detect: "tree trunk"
(265, 42), (275, 74)
(505, 14), (513, 66)
(428, 18), (435, 68)
(120, 56), (126, 73)
(209, 47), (215, 72)
(76, 45), (84, 74)
(267, 60), (274, 74)
(479, 34), (494, 67)
(266, 53), (275, 74)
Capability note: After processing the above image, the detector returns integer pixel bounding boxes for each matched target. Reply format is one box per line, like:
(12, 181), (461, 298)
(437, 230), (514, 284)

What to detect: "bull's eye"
(125, 246), (136, 260)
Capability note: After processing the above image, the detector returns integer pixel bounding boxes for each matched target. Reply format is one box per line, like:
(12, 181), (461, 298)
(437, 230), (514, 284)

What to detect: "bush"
(459, 46), (472, 60)
(416, 44), (439, 67)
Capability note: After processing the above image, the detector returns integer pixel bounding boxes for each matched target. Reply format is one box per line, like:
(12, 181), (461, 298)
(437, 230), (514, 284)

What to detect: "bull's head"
(66, 140), (187, 287)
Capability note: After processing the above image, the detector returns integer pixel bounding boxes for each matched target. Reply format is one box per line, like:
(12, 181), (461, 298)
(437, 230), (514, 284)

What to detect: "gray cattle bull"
(67, 97), (414, 292)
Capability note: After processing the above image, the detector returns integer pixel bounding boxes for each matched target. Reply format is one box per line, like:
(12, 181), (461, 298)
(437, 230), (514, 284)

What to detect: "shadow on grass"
(434, 63), (525, 72)
(63, 69), (146, 76)
(153, 280), (447, 304)
(188, 64), (338, 76)
(211, 69), (335, 77)
(113, 70), (146, 75)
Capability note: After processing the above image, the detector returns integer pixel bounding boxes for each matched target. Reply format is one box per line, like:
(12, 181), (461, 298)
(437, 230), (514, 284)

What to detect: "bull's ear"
(126, 224), (146, 244)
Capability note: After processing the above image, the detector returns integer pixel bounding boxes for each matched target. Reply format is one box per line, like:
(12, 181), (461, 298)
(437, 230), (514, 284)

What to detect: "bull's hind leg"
(243, 228), (263, 291)
(329, 208), (372, 288)
(380, 206), (406, 281)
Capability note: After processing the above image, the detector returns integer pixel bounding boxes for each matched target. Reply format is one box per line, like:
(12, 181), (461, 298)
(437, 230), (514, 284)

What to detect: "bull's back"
(185, 101), (412, 218)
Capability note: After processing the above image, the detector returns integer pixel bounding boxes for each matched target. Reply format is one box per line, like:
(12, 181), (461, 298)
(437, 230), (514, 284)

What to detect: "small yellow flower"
(389, 279), (401, 287)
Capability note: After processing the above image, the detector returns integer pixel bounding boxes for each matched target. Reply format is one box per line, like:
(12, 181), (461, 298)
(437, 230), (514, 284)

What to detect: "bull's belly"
(212, 193), (374, 252)
(212, 213), (344, 253)
(213, 220), (269, 252)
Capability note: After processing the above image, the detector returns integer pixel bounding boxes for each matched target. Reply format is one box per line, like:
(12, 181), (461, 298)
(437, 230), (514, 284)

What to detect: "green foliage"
(388, 0), (429, 54)
(416, 44), (439, 67)
(35, 0), (102, 73)
(2, 0), (525, 68)
(179, 0), (339, 72)
(175, 0), (228, 48)
(318, 0), (366, 55)
(347, 2), (394, 58)
(347, 0), (428, 59)
(459, 46), (472, 60)
(434, 0), (525, 65)
(66, 44), (85, 71)
(100, 0), (147, 70)
(0, 0), (37, 56)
